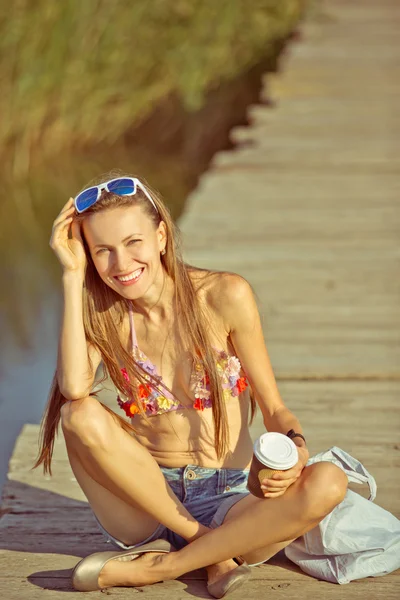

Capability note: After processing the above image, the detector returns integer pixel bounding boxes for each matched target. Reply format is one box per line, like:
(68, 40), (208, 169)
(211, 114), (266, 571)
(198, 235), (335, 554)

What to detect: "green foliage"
(0, 0), (307, 159)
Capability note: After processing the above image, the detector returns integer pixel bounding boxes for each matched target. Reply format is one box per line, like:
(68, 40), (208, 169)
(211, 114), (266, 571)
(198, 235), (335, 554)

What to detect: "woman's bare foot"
(98, 551), (171, 589)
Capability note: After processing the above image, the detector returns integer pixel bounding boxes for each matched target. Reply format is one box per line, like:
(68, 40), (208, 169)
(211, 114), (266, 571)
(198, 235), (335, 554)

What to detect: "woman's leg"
(98, 461), (348, 587)
(61, 396), (211, 545)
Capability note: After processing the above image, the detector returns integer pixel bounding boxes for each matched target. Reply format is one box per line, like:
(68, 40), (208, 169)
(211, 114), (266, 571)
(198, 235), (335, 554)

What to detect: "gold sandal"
(72, 538), (175, 591)
(207, 555), (252, 599)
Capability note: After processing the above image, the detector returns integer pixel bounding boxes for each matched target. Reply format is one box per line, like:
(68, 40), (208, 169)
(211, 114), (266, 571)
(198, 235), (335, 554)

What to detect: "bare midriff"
(132, 388), (254, 470)
(122, 270), (255, 471)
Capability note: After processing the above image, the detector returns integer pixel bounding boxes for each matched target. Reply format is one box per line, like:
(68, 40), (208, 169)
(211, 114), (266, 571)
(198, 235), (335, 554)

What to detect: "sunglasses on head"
(73, 177), (158, 214)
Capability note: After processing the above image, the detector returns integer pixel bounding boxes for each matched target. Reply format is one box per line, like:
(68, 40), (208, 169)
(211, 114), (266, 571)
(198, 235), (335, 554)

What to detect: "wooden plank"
(1, 0), (400, 597)
(1, 574), (399, 600)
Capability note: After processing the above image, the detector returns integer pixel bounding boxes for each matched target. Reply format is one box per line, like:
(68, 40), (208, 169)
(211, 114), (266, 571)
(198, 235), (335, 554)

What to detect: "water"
(0, 291), (60, 494)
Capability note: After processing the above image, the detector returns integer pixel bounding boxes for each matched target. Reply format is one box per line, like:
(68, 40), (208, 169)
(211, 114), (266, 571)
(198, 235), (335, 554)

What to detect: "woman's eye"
(128, 239), (141, 245)
(96, 248), (108, 255)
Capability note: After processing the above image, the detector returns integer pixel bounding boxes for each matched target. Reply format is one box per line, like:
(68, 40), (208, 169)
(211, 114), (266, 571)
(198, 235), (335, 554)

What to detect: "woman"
(34, 170), (348, 597)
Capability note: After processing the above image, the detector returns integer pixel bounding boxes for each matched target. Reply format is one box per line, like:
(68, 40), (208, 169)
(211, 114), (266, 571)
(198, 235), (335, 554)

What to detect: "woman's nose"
(114, 250), (131, 273)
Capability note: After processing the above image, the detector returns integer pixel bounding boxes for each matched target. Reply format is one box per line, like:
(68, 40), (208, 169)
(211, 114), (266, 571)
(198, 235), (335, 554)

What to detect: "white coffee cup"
(247, 432), (299, 498)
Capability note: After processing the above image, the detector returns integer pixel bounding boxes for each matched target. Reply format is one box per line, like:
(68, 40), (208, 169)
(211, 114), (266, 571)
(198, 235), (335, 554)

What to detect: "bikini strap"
(128, 304), (138, 350)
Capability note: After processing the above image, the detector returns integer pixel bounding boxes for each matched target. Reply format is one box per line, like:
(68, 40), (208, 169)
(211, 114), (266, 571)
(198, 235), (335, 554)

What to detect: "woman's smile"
(113, 267), (145, 286)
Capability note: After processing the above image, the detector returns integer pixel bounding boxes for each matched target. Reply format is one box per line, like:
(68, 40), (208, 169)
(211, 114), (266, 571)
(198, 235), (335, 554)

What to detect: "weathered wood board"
(1, 0), (399, 597)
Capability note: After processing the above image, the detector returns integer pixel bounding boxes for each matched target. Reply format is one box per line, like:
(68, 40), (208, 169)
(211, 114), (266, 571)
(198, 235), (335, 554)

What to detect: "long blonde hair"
(33, 169), (257, 474)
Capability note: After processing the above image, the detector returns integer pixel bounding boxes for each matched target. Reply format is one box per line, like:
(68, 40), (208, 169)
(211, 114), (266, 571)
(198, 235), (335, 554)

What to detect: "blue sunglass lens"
(75, 187), (98, 212)
(107, 178), (135, 195)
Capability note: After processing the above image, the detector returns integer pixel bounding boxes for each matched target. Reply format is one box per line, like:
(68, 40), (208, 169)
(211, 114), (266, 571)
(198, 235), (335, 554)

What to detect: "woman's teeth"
(116, 268), (144, 283)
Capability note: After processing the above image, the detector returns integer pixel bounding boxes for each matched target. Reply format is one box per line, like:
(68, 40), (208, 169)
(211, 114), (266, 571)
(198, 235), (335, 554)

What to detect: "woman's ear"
(158, 220), (167, 251)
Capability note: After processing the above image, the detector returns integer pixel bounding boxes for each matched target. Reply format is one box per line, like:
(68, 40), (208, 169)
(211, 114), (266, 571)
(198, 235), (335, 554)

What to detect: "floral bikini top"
(117, 306), (249, 419)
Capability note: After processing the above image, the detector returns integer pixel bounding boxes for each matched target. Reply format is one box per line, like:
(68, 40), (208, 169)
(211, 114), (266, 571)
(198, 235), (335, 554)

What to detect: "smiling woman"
(32, 168), (347, 596)
(83, 206), (162, 294)
(36, 168), (256, 468)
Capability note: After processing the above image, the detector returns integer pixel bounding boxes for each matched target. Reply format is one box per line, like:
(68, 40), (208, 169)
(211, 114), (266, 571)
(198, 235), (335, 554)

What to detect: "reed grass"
(0, 0), (308, 171)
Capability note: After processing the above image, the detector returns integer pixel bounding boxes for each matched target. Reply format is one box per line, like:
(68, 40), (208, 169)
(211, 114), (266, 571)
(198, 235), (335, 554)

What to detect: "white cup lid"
(253, 432), (298, 470)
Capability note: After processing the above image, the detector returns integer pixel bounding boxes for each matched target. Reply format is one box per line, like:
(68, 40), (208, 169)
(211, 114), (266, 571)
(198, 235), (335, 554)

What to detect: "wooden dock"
(1, 0), (399, 597)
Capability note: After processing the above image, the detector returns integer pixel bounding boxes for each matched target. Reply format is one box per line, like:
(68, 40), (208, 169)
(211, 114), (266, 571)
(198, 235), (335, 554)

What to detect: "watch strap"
(286, 429), (306, 444)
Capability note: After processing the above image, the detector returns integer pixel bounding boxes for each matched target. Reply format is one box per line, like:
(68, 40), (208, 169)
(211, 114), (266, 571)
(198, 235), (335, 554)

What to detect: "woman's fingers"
(49, 199), (87, 273)
(70, 218), (83, 242)
(261, 477), (297, 497)
(261, 478), (295, 491)
(260, 462), (304, 498)
(51, 215), (74, 243)
(57, 197), (74, 216)
(261, 470), (300, 486)
(50, 217), (73, 245)
(263, 486), (289, 498)
(261, 480), (288, 490)
(269, 464), (303, 481)
(63, 197), (74, 210)
(52, 202), (76, 227)
(263, 489), (286, 498)
(50, 200), (76, 237)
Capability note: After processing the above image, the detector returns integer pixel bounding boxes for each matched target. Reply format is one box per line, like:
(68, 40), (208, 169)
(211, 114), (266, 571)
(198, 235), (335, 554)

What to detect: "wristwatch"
(286, 429), (306, 445)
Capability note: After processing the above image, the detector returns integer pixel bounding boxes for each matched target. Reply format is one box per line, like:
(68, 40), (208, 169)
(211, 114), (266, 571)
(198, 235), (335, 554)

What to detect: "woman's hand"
(49, 198), (86, 276)
(261, 446), (310, 499)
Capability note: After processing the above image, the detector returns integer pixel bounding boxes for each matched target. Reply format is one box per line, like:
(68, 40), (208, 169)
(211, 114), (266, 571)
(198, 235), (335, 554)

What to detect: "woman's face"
(82, 205), (166, 299)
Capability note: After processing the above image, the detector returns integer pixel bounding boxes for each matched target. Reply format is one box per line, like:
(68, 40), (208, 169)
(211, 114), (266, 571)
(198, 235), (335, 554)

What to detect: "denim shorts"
(94, 463), (259, 558)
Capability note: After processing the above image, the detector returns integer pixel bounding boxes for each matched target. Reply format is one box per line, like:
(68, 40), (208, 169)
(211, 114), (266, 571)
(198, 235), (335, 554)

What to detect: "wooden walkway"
(1, 0), (399, 597)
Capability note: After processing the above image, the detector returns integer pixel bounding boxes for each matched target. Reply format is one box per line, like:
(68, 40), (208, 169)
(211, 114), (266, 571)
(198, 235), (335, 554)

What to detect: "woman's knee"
(60, 396), (111, 448)
(299, 462), (348, 521)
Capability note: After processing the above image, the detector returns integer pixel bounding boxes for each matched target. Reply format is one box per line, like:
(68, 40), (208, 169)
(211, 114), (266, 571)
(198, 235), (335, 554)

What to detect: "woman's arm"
(216, 273), (309, 461)
(50, 198), (101, 400)
(57, 271), (102, 400)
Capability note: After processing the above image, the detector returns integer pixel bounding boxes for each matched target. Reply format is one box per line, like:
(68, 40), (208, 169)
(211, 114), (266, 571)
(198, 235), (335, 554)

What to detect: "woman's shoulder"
(187, 266), (252, 325)
(188, 266), (250, 297)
